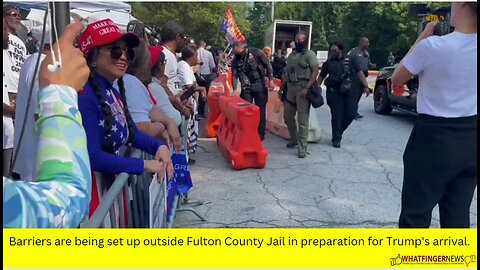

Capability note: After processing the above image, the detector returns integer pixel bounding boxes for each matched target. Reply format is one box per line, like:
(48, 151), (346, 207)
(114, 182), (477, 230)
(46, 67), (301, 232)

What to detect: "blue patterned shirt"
(3, 85), (91, 228)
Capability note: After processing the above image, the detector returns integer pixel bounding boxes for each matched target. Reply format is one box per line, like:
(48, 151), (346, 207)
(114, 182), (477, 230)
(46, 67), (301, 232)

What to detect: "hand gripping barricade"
(216, 95), (268, 169)
(266, 78), (322, 142)
(81, 147), (206, 228)
(205, 83), (225, 138)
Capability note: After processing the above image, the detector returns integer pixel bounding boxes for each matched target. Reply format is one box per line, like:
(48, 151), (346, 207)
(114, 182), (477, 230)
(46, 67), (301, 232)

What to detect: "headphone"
(48, 61), (62, 72)
(47, 3), (62, 73)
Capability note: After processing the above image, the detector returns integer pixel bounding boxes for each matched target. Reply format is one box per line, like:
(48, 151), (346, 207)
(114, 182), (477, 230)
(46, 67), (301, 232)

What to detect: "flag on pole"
(220, 7), (245, 45)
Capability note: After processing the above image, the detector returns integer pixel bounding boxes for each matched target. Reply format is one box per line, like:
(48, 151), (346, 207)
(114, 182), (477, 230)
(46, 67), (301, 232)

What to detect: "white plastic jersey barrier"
(266, 84), (322, 143)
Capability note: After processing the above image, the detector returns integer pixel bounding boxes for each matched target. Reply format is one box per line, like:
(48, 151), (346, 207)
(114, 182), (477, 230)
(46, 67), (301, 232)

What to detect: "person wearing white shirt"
(12, 24), (51, 181)
(160, 20), (196, 162)
(392, 2), (477, 228)
(3, 16), (15, 177)
(3, 6), (27, 103)
(197, 40), (216, 77)
(161, 20), (187, 96)
(178, 47), (207, 159)
(197, 40), (216, 117)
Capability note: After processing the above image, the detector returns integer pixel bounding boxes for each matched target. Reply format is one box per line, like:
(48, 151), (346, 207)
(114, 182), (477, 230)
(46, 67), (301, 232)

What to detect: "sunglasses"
(178, 34), (188, 43)
(101, 46), (135, 62)
(5, 12), (21, 19)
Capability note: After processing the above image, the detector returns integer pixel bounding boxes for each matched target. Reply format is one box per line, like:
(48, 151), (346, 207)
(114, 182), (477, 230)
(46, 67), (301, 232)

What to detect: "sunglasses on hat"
(100, 46), (135, 62)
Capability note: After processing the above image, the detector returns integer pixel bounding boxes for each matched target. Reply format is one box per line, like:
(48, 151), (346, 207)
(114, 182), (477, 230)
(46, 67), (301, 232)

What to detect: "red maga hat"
(78, 19), (140, 55)
(148, 46), (164, 69)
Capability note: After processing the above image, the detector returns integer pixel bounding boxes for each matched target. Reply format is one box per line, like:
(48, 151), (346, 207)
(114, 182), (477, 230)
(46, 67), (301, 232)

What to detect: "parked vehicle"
(373, 64), (418, 115)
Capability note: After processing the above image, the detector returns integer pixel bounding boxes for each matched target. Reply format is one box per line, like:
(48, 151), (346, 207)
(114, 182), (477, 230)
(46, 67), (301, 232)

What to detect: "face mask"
(295, 41), (306, 52)
(330, 51), (341, 59)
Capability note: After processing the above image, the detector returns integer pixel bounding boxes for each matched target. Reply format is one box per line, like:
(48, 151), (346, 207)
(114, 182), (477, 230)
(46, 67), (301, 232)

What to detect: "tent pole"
(49, 1), (70, 44)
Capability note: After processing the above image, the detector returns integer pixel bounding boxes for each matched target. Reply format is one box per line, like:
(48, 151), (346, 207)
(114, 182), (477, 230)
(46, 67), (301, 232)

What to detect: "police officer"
(281, 32), (319, 158)
(231, 41), (275, 141)
(318, 41), (357, 148)
(348, 37), (375, 119)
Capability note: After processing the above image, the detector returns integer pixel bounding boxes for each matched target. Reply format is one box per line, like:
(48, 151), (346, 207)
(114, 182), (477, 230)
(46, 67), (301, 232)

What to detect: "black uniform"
(320, 56), (357, 145)
(232, 47), (274, 139)
(272, 55), (287, 79)
(348, 47), (370, 109)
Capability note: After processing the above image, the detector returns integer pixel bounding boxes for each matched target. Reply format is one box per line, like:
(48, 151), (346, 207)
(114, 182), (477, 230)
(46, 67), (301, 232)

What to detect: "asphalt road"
(174, 85), (477, 228)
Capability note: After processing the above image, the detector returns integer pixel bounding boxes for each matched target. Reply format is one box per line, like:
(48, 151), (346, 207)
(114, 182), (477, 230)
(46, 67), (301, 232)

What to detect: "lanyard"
(145, 86), (157, 105)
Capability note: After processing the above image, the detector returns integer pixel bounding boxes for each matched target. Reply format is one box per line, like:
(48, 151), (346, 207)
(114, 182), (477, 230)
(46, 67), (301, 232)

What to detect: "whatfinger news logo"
(390, 254), (477, 267)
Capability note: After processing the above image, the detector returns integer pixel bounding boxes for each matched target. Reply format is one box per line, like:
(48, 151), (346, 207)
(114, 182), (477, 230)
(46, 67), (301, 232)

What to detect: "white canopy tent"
(9, 1), (132, 12)
(8, 1), (138, 32)
(70, 9), (137, 31)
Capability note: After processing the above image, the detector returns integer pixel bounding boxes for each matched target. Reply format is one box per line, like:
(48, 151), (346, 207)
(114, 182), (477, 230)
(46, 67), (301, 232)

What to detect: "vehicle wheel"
(374, 84), (393, 115)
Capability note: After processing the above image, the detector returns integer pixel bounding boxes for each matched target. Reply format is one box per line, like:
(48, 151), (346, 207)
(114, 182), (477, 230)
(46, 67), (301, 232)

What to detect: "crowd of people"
(3, 2), (477, 229)
(2, 5), (223, 227)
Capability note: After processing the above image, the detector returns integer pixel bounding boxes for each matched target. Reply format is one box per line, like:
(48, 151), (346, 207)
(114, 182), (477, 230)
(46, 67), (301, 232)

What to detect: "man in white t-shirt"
(3, 16), (15, 177)
(392, 2), (477, 228)
(160, 20), (187, 96)
(3, 5), (27, 103)
(12, 25), (50, 181)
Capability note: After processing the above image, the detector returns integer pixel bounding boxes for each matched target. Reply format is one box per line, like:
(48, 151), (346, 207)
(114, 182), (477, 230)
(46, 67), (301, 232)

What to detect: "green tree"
(131, 2), (251, 48)
(131, 1), (447, 66)
(246, 2), (272, 48)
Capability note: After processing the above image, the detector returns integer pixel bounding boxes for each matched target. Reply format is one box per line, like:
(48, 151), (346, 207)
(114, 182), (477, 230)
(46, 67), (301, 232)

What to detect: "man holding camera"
(392, 2), (477, 228)
(231, 41), (275, 141)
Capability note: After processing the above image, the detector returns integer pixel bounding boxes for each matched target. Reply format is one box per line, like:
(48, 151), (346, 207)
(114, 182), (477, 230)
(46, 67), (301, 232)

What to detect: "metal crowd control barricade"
(166, 192), (207, 228)
(81, 148), (166, 228)
(81, 147), (206, 228)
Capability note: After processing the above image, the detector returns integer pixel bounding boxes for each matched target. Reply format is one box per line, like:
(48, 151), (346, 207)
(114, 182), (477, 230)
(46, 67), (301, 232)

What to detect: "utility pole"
(271, 1), (274, 22)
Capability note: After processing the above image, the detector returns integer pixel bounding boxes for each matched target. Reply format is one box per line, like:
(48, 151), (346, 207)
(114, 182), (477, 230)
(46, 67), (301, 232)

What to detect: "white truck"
(264, 19), (313, 58)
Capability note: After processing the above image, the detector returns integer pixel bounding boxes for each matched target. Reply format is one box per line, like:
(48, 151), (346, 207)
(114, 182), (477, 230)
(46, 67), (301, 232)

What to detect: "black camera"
(408, 4), (453, 36)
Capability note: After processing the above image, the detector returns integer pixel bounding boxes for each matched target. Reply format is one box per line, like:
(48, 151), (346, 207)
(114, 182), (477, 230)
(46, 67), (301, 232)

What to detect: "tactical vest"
(285, 50), (313, 83)
(237, 48), (263, 83)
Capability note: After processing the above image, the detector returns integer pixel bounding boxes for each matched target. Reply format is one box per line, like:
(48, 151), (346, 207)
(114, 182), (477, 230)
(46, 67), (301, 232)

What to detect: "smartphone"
(180, 84), (197, 101)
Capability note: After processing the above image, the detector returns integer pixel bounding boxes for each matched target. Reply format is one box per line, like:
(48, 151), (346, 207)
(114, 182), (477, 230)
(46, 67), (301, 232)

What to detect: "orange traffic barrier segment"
(205, 83), (225, 138)
(266, 78), (322, 142)
(216, 73), (232, 96)
(225, 69), (234, 95)
(369, 70), (379, 77)
(216, 95), (268, 170)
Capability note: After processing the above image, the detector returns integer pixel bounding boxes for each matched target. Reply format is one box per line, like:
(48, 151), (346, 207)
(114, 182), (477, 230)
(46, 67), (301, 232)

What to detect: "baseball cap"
(77, 19), (140, 55)
(126, 20), (146, 39)
(148, 46), (164, 69)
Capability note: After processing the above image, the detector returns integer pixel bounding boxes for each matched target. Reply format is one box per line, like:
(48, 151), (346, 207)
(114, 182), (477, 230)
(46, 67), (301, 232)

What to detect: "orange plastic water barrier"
(216, 95), (268, 170)
(204, 84), (225, 138)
